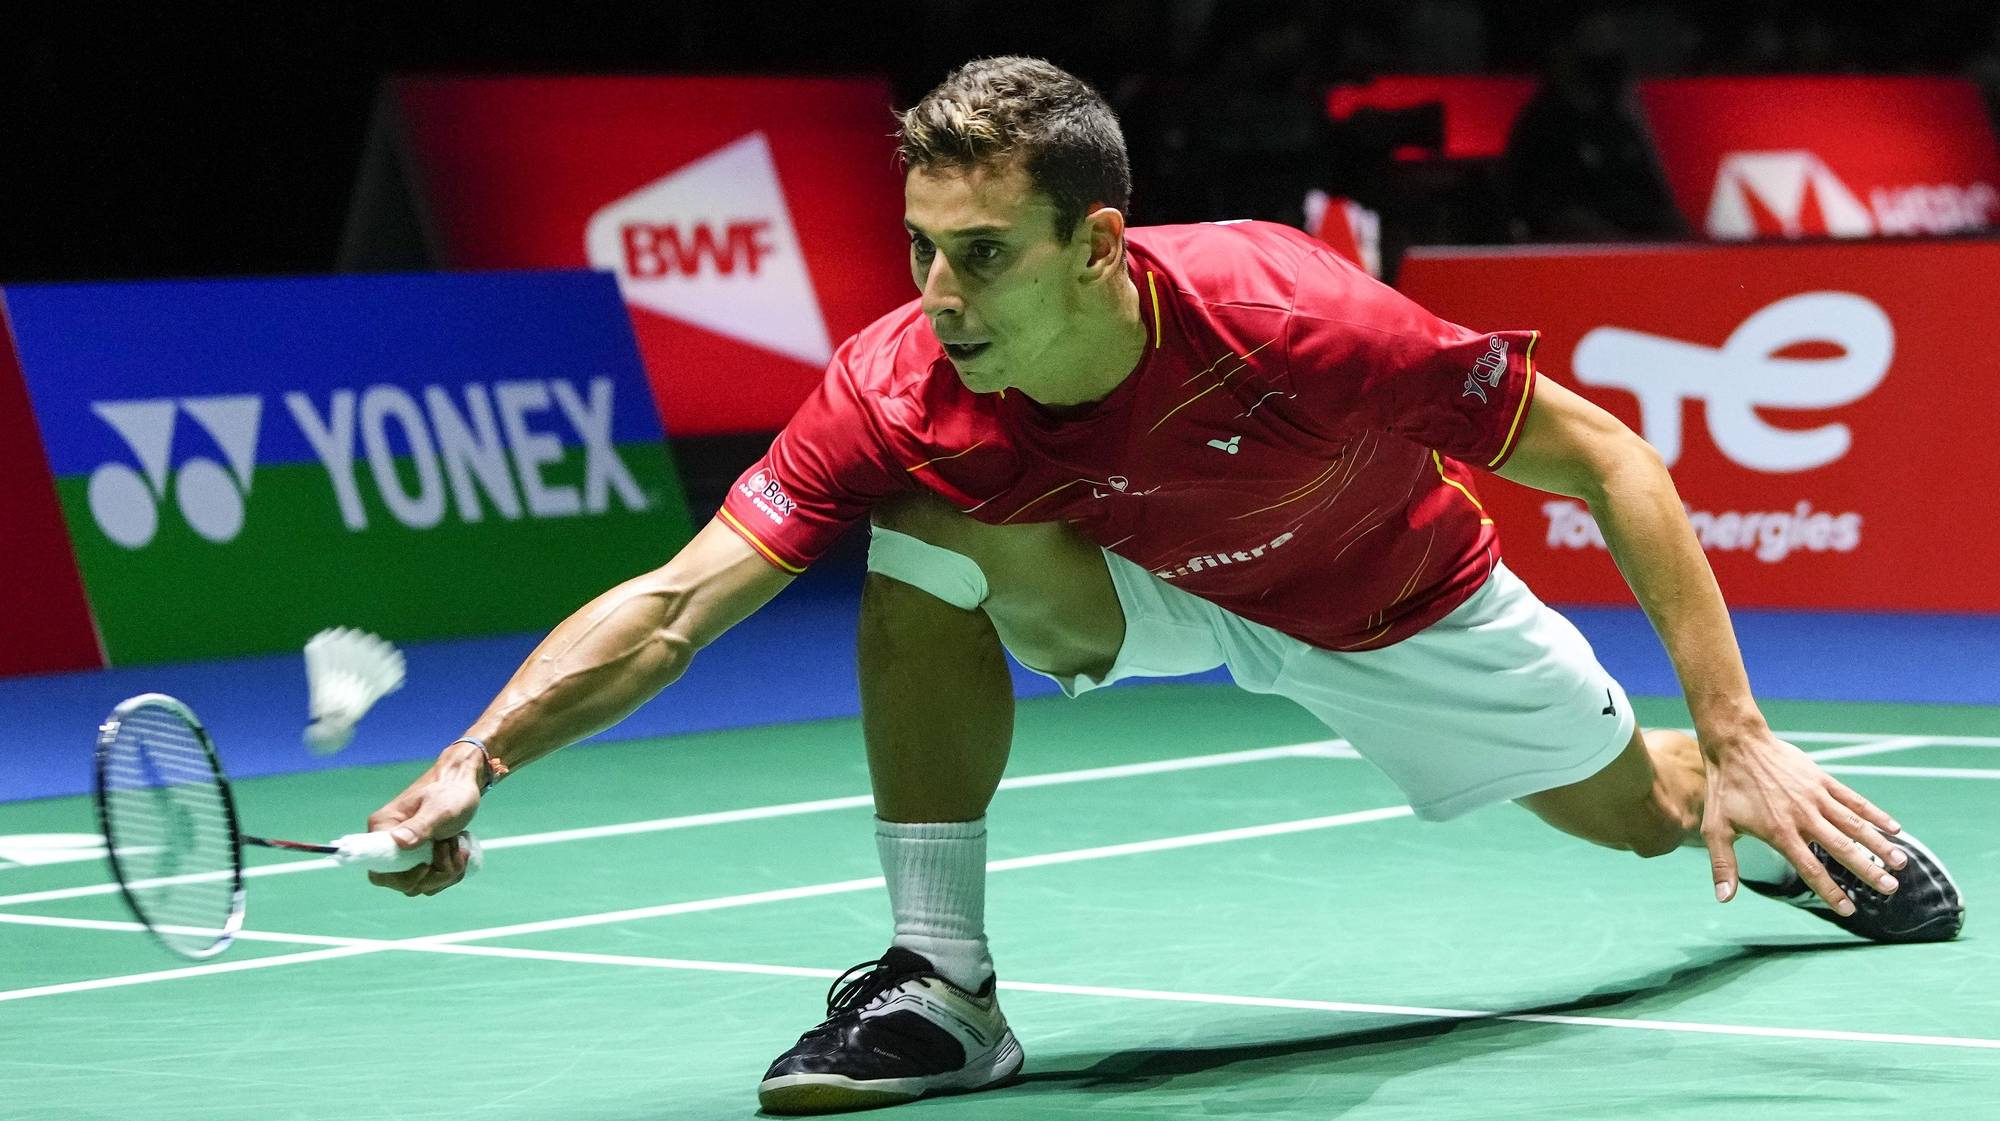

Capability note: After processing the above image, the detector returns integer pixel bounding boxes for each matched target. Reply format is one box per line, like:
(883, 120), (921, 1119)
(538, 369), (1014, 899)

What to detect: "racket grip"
(332, 831), (483, 876)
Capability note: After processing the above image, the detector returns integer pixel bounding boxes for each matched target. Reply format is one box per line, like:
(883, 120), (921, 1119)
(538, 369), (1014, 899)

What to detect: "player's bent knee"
(868, 524), (989, 610)
(1519, 732), (1690, 859)
(1623, 814), (1684, 859)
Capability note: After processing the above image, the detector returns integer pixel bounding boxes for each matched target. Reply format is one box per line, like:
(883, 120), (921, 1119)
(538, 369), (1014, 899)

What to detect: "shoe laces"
(821, 956), (933, 1023)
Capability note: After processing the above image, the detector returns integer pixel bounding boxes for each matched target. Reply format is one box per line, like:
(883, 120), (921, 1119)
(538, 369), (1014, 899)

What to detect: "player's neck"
(1018, 269), (1146, 410)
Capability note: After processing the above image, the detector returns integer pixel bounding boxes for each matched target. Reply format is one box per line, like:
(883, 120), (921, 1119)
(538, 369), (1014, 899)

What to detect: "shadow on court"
(998, 939), (1900, 1111)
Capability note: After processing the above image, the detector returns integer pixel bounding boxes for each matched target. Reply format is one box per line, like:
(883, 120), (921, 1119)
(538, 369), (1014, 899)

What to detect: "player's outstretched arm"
(1494, 378), (1904, 913)
(366, 517), (793, 895)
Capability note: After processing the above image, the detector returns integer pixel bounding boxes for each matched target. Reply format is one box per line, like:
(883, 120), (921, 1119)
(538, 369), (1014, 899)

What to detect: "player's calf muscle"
(1520, 728), (1698, 858)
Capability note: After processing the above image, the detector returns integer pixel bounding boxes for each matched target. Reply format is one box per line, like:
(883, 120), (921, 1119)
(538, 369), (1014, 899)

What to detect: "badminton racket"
(94, 692), (481, 960)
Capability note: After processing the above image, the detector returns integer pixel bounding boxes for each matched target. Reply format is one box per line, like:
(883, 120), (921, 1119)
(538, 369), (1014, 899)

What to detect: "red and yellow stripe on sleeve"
(717, 508), (807, 574)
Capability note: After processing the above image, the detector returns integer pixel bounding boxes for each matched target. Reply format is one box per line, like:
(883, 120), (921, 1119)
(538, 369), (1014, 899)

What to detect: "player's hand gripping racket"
(94, 692), (482, 960)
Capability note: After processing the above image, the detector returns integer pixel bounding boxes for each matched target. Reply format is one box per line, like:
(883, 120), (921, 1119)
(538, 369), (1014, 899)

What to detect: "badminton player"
(365, 56), (1964, 1114)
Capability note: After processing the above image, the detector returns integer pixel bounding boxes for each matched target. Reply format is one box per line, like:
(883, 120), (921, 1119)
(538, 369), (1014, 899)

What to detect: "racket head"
(94, 693), (247, 960)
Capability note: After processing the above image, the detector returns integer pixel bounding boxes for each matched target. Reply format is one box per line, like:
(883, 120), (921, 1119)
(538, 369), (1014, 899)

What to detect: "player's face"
(904, 159), (1091, 394)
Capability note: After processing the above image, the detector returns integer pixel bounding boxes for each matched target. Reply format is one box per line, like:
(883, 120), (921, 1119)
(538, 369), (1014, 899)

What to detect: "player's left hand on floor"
(1698, 727), (1908, 916)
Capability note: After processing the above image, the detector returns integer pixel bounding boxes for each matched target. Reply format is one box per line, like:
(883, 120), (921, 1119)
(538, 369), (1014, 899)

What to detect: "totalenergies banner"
(1399, 239), (1989, 611)
(388, 76), (911, 436)
(6, 271), (693, 665)
(1638, 77), (2000, 241)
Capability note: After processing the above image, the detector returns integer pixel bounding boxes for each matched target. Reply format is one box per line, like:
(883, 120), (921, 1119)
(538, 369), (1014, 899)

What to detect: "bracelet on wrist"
(450, 736), (509, 793)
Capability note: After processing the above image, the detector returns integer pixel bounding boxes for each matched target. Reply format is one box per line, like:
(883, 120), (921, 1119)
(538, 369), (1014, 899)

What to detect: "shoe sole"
(758, 1031), (1024, 1115)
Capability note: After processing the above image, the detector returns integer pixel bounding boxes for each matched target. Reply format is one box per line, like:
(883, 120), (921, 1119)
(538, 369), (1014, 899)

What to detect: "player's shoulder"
(830, 297), (946, 401)
(1129, 220), (1335, 310)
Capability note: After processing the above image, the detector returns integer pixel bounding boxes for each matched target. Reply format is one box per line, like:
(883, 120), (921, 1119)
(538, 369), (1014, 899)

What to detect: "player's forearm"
(1581, 442), (1768, 741)
(453, 519), (794, 780)
(463, 571), (704, 774)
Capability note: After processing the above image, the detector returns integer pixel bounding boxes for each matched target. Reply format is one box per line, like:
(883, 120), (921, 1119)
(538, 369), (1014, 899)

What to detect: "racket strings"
(101, 707), (241, 956)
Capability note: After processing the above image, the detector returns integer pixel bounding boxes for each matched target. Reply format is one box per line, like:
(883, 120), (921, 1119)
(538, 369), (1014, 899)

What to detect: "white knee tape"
(867, 525), (990, 610)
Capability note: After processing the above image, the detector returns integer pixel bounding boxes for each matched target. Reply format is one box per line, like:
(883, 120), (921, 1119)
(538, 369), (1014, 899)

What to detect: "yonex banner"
(6, 271), (694, 664)
(1398, 239), (1992, 611)
(384, 76), (910, 436)
(1637, 77), (2000, 241)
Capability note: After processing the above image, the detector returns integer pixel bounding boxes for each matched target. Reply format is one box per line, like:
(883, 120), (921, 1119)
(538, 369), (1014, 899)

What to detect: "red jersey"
(720, 221), (1538, 651)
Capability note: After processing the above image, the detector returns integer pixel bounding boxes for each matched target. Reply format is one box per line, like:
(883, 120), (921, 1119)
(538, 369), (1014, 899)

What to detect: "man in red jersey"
(364, 57), (1962, 1113)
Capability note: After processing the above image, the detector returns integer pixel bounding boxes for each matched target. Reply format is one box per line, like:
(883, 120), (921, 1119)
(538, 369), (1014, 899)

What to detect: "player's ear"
(1078, 205), (1126, 283)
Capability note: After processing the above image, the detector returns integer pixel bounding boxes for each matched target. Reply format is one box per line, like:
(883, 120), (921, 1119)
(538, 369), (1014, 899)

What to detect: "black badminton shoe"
(758, 947), (1023, 1114)
(1743, 829), (1963, 943)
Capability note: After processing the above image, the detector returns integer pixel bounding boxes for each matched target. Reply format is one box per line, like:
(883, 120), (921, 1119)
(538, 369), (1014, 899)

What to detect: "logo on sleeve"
(1460, 335), (1509, 403)
(740, 467), (797, 524)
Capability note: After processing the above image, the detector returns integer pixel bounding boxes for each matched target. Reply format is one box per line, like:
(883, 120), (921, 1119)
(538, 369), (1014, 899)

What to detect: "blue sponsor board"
(4, 270), (694, 663)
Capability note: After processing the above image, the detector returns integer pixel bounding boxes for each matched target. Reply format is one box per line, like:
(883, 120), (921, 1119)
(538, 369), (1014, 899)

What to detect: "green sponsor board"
(58, 440), (691, 664)
(7, 271), (702, 667)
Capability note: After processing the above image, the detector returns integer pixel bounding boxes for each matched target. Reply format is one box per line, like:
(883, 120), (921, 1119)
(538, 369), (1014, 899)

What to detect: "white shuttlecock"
(303, 627), (406, 754)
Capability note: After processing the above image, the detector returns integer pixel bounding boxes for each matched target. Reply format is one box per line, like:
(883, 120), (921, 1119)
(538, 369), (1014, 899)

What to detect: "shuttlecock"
(303, 627), (406, 755)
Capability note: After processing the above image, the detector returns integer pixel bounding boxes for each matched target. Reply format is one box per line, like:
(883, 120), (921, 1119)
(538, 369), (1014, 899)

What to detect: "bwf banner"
(1398, 239), (1995, 611)
(384, 76), (911, 436)
(1638, 77), (2000, 241)
(6, 271), (694, 665)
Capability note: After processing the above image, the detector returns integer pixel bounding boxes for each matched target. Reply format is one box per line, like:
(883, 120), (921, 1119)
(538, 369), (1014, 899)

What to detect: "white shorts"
(1033, 555), (1637, 822)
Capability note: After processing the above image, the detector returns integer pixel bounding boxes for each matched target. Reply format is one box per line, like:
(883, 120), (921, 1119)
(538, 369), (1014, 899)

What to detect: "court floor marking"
(1824, 765), (2000, 780)
(1796, 736), (1934, 763)
(0, 804), (1417, 1002)
(9, 911), (1998, 1053)
(0, 730), (1954, 912)
(0, 740), (1358, 909)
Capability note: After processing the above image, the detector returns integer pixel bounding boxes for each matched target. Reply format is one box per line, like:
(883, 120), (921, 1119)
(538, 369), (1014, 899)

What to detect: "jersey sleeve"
(1284, 248), (1539, 470)
(718, 344), (907, 573)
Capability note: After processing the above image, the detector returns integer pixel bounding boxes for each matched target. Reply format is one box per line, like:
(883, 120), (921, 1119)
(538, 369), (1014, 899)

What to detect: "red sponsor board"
(392, 76), (911, 436)
(1327, 75), (1537, 161)
(1398, 239), (1992, 611)
(1638, 77), (2000, 242)
(0, 296), (103, 674)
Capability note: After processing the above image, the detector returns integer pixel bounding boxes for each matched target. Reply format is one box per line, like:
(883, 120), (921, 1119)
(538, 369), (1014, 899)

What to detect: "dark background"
(6, 0), (2000, 284)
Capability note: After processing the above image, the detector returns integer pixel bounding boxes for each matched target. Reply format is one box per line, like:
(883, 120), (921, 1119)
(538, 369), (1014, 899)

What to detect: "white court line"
(1798, 736), (1933, 763)
(11, 912), (1997, 1052)
(0, 804), (1414, 1002)
(0, 740), (1354, 910)
(381, 806), (1416, 949)
(0, 944), (377, 1005)
(0, 729), (1944, 910)
(1825, 765), (2000, 781)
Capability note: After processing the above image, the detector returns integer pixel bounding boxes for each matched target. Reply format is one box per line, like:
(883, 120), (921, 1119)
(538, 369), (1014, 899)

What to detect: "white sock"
(876, 817), (994, 991)
(1734, 838), (1795, 885)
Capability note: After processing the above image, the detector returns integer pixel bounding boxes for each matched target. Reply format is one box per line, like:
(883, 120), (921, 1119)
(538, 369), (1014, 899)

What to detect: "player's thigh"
(870, 491), (1123, 676)
(1276, 563), (1637, 823)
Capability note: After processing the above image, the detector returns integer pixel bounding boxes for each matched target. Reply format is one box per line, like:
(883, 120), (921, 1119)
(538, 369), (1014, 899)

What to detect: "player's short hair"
(898, 56), (1132, 240)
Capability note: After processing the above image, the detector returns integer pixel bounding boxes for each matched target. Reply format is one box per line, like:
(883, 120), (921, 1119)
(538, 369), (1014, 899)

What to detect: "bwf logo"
(584, 132), (834, 367)
(89, 396), (262, 548)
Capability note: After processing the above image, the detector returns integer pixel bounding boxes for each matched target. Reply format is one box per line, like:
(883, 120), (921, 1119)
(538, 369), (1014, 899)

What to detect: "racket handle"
(332, 831), (483, 876)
